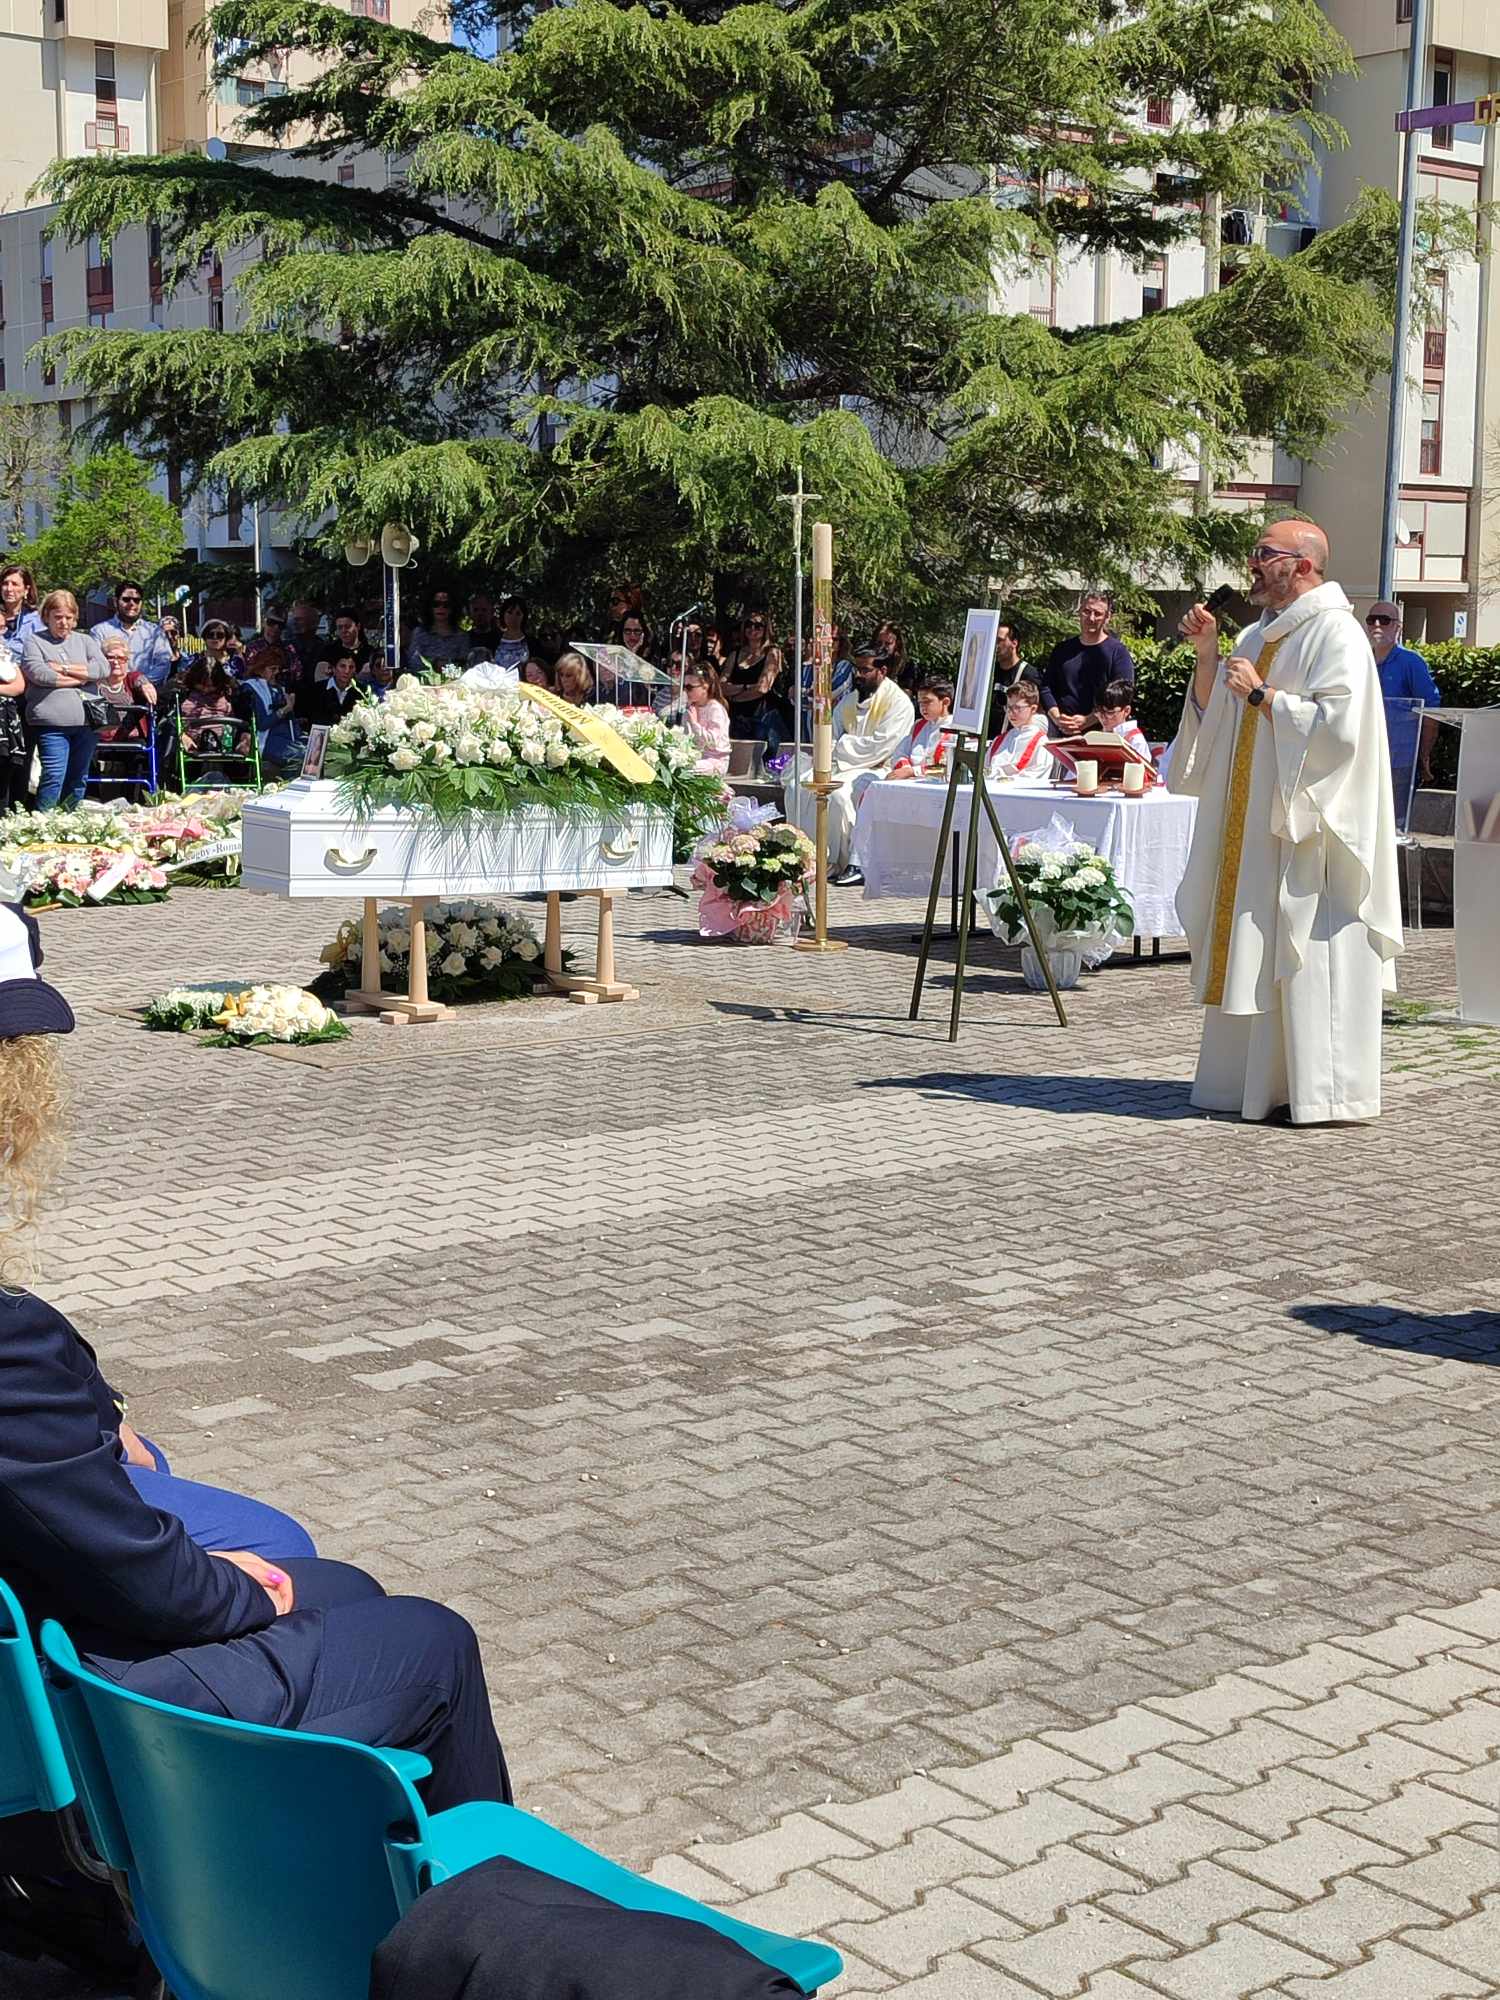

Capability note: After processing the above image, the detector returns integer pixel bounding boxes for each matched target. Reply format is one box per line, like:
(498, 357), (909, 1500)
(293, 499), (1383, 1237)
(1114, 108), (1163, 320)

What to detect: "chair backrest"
(0, 1580), (74, 1820)
(1384, 695), (1425, 834)
(41, 1620), (433, 2000)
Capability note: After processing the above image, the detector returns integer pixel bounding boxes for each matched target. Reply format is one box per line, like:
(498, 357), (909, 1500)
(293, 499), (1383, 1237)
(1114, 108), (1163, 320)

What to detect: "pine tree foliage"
(37, 0), (1404, 630)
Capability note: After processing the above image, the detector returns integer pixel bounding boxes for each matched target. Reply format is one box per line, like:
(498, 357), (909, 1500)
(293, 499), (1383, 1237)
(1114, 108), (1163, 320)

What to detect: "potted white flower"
(985, 838), (1134, 991)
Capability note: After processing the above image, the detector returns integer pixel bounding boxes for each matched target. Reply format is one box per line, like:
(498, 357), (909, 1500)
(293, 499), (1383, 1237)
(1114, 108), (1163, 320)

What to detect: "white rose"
(478, 945), (504, 970)
(489, 741), (513, 766)
(389, 747), (421, 772)
(515, 938), (538, 961)
(440, 950), (467, 975)
(544, 741), (568, 768)
(410, 721), (437, 745)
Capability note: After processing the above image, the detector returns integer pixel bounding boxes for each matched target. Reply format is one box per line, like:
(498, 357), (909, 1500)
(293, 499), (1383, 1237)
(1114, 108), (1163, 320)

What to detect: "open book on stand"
(1046, 733), (1159, 784)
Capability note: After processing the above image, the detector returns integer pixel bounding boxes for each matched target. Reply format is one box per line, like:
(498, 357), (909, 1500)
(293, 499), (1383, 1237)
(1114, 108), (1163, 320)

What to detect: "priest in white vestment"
(792, 648), (914, 884)
(1173, 520), (1402, 1124)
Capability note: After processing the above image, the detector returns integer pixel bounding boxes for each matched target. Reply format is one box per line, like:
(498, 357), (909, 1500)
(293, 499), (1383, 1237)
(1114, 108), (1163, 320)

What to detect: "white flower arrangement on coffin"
(315, 901), (550, 1005)
(142, 983), (349, 1047)
(325, 677), (721, 853)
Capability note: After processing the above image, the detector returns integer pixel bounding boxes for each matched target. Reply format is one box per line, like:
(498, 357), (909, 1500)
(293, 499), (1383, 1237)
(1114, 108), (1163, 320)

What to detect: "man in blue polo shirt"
(1366, 600), (1439, 814)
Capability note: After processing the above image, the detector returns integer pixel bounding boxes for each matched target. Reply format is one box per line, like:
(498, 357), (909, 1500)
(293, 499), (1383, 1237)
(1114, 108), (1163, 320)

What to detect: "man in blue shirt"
(1040, 588), (1135, 735)
(91, 579), (178, 688)
(1366, 600), (1440, 795)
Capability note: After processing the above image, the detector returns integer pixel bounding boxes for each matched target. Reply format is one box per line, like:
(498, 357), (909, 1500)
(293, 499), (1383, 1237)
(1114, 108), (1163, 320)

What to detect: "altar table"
(853, 778), (1198, 941)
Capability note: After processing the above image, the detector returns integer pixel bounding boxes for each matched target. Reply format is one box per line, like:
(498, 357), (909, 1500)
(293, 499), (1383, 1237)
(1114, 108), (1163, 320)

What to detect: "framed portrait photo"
(951, 607), (1002, 737)
(301, 724), (331, 780)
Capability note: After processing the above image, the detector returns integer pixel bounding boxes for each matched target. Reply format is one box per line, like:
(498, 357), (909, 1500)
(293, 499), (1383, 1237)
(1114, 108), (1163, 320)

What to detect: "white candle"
(1121, 761), (1145, 796)
(1074, 759), (1098, 796)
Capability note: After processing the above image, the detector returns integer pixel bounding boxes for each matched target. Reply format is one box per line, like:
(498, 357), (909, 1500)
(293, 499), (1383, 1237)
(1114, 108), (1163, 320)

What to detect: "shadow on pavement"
(856, 1071), (1198, 1119)
(1290, 1304), (1500, 1365)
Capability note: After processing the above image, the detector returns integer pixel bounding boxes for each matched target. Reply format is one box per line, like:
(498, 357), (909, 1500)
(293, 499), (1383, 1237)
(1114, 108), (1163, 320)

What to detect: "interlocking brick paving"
(6, 882), (1498, 1996)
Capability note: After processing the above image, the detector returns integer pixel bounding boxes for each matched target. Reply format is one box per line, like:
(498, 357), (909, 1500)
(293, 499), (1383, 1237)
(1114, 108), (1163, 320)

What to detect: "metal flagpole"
(778, 466), (821, 822)
(1379, 0), (1431, 601)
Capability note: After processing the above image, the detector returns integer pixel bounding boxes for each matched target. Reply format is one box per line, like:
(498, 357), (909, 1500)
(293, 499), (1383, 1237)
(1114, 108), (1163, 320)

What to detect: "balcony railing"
(1424, 327), (1447, 371)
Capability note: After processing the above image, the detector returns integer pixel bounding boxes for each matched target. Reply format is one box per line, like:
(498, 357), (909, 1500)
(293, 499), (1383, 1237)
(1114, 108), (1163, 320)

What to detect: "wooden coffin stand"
(240, 780), (675, 1024)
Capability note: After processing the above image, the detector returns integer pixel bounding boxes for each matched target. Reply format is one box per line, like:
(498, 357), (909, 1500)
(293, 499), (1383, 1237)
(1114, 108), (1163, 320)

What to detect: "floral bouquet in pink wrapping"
(691, 804), (816, 942)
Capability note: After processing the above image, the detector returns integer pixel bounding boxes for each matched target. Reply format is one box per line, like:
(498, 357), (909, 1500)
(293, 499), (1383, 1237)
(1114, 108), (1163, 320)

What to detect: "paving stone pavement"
(7, 882), (1500, 1997)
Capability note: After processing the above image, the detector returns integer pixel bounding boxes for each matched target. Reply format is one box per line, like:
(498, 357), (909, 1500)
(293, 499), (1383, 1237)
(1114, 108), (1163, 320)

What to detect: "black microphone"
(1203, 583), (1239, 619)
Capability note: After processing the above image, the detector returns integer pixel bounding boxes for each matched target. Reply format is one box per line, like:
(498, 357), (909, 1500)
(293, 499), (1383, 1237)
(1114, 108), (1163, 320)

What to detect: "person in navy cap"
(0, 901), (509, 1817)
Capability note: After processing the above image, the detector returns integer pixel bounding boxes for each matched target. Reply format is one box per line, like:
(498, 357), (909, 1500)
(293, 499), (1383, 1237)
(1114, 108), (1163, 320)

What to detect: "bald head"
(1249, 516), (1329, 611)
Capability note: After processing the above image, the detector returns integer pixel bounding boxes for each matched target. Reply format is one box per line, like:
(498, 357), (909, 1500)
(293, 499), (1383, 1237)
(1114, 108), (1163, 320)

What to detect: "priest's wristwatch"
(1247, 683), (1269, 707)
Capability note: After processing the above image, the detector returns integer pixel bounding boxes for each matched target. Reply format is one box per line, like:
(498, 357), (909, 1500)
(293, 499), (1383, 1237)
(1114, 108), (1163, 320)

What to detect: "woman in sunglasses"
(722, 610), (788, 756)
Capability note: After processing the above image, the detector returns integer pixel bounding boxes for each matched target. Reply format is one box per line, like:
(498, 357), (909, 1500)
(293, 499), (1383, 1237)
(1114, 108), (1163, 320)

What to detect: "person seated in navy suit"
(0, 903), (509, 1818)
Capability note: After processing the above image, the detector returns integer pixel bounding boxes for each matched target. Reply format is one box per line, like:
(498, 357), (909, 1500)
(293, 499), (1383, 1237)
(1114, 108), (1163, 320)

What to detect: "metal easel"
(908, 728), (1067, 1040)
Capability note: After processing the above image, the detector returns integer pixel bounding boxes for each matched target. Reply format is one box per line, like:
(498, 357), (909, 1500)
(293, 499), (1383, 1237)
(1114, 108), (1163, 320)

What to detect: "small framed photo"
(301, 724), (331, 780)
(951, 608), (1002, 737)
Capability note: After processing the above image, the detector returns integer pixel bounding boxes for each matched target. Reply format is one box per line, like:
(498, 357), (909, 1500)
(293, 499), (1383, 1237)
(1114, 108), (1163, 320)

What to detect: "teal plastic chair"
(0, 1579), (75, 1826)
(41, 1619), (841, 2000)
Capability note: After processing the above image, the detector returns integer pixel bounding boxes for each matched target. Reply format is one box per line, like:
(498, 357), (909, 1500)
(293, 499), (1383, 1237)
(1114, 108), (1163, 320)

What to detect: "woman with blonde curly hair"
(0, 906), (510, 1815)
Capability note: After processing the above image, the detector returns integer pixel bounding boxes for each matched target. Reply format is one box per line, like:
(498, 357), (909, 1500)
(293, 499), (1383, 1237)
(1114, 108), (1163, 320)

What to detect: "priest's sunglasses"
(1247, 543), (1300, 565)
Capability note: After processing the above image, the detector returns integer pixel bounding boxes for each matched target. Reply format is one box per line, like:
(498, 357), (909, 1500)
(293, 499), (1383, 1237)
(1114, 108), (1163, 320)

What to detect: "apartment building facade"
(0, 0), (434, 581)
(991, 2), (1500, 641)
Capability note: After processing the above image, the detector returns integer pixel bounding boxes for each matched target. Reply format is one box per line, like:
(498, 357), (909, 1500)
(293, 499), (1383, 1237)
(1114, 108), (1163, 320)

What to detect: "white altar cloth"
(853, 779), (1198, 939)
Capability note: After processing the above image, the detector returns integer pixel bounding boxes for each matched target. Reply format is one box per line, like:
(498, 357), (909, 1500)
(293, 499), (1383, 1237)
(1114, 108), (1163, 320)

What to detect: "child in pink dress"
(683, 669), (730, 774)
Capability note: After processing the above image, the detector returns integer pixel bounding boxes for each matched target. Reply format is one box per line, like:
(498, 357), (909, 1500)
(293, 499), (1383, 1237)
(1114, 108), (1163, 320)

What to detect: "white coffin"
(240, 780), (675, 898)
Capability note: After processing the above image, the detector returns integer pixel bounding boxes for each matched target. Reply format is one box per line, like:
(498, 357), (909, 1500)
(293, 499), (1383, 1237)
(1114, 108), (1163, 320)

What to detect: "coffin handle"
(599, 830), (638, 864)
(323, 844), (379, 875)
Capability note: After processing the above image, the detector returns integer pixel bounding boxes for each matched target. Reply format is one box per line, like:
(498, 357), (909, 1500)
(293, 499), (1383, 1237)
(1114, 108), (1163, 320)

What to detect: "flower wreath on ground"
(312, 901), (552, 1005)
(691, 798), (816, 941)
(143, 983), (349, 1047)
(1, 791), (251, 908)
(985, 817), (1135, 967)
(325, 678), (722, 858)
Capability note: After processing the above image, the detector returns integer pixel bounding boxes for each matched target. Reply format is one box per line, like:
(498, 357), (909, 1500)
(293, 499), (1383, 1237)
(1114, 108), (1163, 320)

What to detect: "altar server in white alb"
(885, 677), (955, 779)
(796, 644), (914, 886)
(986, 679), (1053, 783)
(1174, 519), (1402, 1124)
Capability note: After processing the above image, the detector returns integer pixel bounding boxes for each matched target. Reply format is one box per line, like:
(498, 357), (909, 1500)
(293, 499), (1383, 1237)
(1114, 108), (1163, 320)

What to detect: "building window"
(86, 234), (114, 317)
(86, 114), (126, 150)
(1425, 269), (1448, 373)
(1420, 386), (1443, 474)
(1146, 95), (1172, 128)
(1397, 0), (1413, 20)
(94, 43), (115, 103)
(167, 459), (182, 507)
(53, 0), (63, 22)
(338, 158), (355, 184)
(352, 0), (391, 17)
(1142, 256), (1168, 315)
(39, 232), (53, 328)
(236, 77), (265, 105)
(1432, 54), (1454, 151)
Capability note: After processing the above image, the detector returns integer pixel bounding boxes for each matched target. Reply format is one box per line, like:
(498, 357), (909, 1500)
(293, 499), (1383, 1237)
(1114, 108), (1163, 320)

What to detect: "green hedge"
(1121, 635), (1494, 788)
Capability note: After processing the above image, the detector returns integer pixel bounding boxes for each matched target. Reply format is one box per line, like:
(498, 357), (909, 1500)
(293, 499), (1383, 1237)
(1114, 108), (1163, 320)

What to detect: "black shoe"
(830, 865), (865, 887)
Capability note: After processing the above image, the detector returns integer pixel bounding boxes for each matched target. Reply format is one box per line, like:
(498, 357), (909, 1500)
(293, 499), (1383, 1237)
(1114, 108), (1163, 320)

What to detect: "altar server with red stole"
(1175, 519), (1402, 1124)
(986, 679), (1053, 783)
(1097, 680), (1153, 767)
(886, 678), (955, 779)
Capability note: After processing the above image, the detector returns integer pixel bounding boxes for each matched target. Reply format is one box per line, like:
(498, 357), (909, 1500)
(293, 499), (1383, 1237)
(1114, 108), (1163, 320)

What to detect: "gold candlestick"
(796, 519), (847, 953)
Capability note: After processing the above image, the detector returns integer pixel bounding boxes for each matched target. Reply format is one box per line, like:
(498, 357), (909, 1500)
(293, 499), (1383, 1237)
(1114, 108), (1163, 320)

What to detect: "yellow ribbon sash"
(1203, 636), (1285, 1008)
(513, 682), (657, 786)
